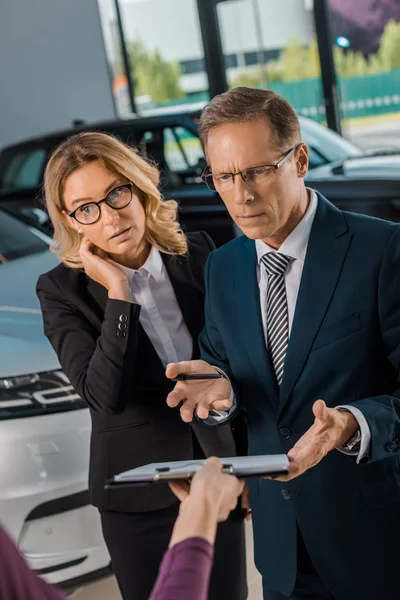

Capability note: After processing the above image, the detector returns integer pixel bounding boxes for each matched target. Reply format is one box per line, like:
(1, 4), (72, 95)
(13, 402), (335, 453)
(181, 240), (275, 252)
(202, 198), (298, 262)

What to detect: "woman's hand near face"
(79, 237), (131, 301)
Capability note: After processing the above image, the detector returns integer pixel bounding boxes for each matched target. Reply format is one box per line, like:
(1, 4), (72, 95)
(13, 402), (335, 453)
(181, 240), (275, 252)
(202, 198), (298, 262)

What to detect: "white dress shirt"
(120, 246), (193, 367)
(256, 188), (319, 340)
(212, 190), (370, 462)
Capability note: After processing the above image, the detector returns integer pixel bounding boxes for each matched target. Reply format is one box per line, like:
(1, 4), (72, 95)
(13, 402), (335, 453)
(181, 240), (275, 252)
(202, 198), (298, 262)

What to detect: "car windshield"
(299, 116), (362, 167)
(0, 210), (48, 262)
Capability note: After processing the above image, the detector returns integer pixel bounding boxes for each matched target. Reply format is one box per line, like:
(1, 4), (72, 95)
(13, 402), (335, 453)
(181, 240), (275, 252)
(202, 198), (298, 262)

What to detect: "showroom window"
(97, 0), (400, 150)
(97, 0), (210, 116)
(216, 0), (327, 124)
(329, 0), (400, 148)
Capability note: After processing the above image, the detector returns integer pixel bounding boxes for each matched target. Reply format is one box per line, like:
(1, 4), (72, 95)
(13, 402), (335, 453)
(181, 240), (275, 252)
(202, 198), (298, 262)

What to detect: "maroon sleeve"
(0, 525), (65, 600)
(149, 537), (214, 600)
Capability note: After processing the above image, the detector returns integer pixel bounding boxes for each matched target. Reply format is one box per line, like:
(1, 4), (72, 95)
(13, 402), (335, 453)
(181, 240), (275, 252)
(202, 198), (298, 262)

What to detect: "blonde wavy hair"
(43, 131), (188, 268)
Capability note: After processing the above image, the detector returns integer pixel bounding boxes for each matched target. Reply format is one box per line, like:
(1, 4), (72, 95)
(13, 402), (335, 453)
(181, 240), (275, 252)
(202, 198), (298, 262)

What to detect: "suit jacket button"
(118, 322), (127, 331)
(279, 428), (291, 439)
(117, 330), (126, 339)
(281, 489), (292, 501)
(119, 314), (128, 323)
(386, 440), (398, 452)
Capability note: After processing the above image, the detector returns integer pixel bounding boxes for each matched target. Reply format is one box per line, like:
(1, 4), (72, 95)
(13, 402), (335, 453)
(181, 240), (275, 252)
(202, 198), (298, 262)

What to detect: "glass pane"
(216, 0), (326, 125)
(164, 126), (204, 172)
(0, 211), (48, 261)
(299, 115), (361, 168)
(97, 0), (133, 117)
(164, 128), (187, 172)
(98, 0), (210, 116)
(0, 149), (46, 194)
(330, 0), (400, 150)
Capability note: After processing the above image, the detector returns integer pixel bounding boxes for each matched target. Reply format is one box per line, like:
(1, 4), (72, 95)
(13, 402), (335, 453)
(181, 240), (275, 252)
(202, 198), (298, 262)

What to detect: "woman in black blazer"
(36, 132), (247, 600)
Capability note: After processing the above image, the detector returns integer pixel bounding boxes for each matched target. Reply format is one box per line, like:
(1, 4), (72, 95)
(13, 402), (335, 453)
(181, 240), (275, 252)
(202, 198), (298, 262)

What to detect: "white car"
(0, 209), (110, 587)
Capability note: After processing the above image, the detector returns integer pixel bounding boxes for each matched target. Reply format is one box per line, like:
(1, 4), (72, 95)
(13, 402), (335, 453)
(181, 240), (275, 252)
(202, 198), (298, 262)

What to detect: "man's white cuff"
(205, 366), (236, 423)
(335, 405), (371, 463)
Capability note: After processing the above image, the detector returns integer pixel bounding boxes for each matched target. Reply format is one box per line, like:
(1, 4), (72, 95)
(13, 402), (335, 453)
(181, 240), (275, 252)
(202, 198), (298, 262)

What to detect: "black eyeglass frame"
(201, 146), (299, 191)
(67, 182), (134, 225)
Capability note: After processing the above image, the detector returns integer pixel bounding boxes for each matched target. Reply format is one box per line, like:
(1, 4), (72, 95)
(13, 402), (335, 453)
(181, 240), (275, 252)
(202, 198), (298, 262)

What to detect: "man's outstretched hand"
(165, 360), (232, 422)
(269, 400), (358, 482)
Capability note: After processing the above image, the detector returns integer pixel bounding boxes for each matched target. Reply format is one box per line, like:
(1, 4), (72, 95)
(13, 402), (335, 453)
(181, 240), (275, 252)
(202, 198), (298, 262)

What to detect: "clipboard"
(105, 454), (289, 489)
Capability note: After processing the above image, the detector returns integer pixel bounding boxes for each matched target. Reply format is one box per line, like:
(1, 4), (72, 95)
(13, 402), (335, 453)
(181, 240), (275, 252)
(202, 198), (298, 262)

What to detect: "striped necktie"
(261, 252), (291, 385)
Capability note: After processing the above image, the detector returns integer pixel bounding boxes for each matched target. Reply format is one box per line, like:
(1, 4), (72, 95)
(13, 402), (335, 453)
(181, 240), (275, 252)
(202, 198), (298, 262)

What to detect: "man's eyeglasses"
(202, 146), (297, 192)
(67, 183), (134, 225)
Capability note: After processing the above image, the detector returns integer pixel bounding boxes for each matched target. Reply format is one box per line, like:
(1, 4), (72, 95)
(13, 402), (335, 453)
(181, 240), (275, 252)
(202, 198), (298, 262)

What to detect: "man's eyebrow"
(70, 179), (123, 207)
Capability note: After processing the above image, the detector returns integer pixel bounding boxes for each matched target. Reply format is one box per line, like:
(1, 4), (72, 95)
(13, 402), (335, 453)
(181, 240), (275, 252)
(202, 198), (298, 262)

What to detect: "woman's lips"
(109, 227), (131, 241)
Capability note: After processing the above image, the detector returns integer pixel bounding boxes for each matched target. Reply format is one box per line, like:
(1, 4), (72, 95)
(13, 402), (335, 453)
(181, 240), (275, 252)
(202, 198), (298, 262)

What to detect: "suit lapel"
(278, 196), (352, 415)
(235, 238), (279, 403)
(162, 253), (205, 357)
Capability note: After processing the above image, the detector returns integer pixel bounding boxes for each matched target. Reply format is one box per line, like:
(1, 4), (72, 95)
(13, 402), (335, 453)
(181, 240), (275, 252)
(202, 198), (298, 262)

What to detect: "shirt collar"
(120, 245), (164, 282)
(256, 188), (318, 264)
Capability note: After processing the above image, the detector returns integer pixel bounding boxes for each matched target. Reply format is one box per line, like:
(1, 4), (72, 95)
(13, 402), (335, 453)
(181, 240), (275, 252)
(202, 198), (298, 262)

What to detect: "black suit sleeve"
(352, 227), (400, 461)
(36, 273), (140, 414)
(198, 252), (232, 373)
(198, 252), (239, 426)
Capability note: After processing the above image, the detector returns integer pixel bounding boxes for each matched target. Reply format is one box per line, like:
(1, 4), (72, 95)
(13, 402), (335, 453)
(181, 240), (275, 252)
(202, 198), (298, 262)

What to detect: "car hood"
(306, 154), (400, 180)
(0, 251), (60, 378)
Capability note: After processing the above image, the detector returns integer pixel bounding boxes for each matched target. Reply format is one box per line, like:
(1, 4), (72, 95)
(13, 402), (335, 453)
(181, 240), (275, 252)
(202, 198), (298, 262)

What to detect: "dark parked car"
(1, 110), (400, 245)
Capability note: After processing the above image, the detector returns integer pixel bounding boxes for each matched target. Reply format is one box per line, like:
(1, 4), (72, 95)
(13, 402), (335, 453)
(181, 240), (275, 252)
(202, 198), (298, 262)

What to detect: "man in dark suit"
(166, 87), (400, 600)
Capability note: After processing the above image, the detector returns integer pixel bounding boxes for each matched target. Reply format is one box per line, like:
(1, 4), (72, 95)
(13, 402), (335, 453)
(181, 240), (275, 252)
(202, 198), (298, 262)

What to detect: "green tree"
(333, 46), (369, 78)
(333, 45), (346, 77)
(305, 38), (321, 79)
(230, 60), (282, 89)
(230, 68), (263, 88)
(267, 60), (283, 82)
(334, 19), (400, 78)
(279, 36), (309, 81)
(368, 52), (386, 75)
(278, 36), (320, 82)
(129, 39), (185, 104)
(378, 19), (400, 70)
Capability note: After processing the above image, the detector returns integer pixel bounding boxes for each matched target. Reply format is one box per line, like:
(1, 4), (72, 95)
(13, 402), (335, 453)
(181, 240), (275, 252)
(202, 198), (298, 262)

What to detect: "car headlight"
(0, 370), (86, 420)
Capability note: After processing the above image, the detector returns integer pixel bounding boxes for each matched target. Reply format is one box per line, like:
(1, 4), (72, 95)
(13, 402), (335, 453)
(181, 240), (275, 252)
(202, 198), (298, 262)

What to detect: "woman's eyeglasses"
(67, 183), (134, 225)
